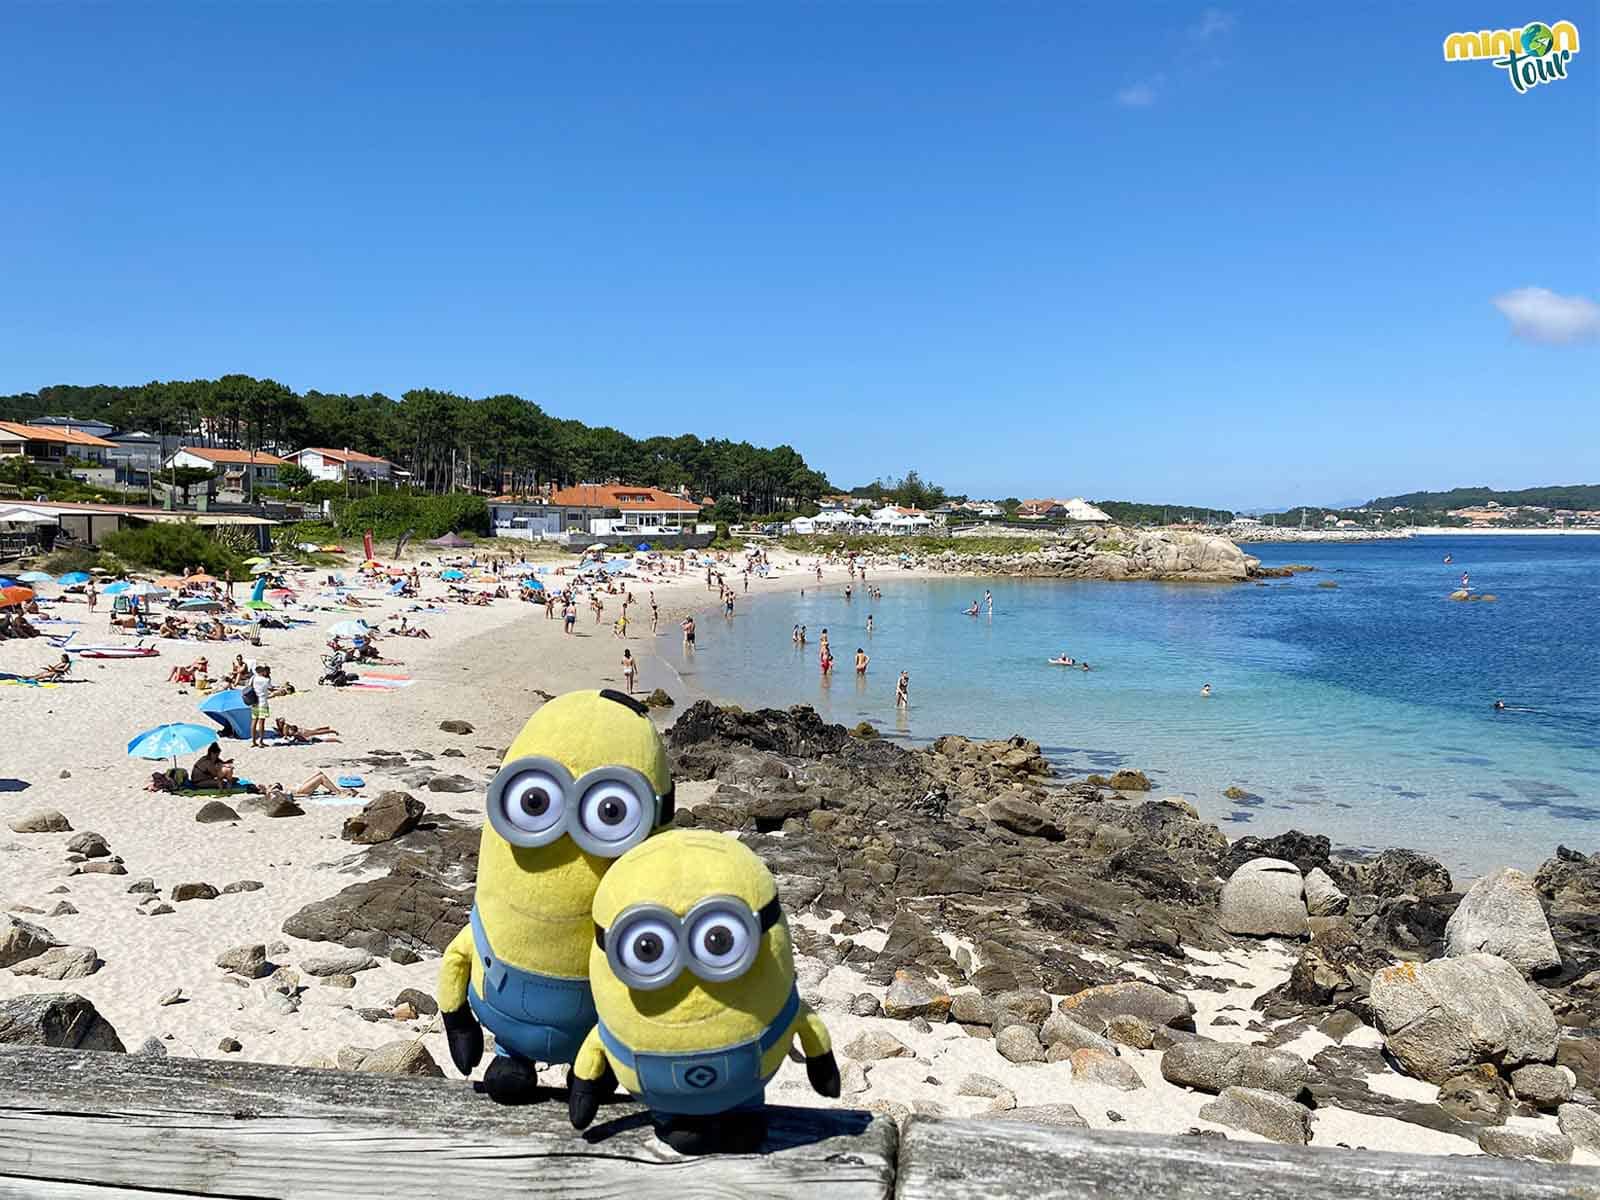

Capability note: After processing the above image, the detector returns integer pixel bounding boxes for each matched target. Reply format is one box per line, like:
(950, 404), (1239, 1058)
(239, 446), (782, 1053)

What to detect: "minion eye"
(499, 769), (566, 835)
(687, 906), (753, 974)
(579, 778), (647, 847)
(619, 917), (679, 982)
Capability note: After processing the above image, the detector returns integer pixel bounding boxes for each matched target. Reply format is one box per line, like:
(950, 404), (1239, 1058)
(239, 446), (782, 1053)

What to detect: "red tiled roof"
(297, 447), (393, 466)
(0, 421), (116, 449)
(175, 446), (288, 467)
(548, 484), (701, 512)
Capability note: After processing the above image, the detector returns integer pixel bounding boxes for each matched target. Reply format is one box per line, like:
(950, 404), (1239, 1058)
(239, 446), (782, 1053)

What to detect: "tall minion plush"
(436, 689), (674, 1101)
(568, 829), (841, 1153)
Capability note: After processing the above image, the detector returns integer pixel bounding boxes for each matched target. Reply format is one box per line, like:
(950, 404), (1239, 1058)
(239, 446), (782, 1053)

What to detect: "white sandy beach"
(0, 544), (1587, 1161)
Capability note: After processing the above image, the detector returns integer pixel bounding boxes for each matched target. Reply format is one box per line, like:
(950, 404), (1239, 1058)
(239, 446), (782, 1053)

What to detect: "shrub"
(331, 493), (489, 540)
(41, 546), (103, 575)
(100, 523), (247, 576)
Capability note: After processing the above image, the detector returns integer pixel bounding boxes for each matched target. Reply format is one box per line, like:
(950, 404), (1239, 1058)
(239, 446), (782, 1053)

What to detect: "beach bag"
(241, 685), (258, 707)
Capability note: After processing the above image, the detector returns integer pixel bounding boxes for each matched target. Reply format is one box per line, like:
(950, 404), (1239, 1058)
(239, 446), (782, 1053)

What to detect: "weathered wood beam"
(894, 1116), (1600, 1200)
(0, 1047), (896, 1200)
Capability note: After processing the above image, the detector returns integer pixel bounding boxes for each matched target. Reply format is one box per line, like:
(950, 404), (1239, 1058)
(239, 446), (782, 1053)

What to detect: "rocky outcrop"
(921, 525), (1253, 583)
(1161, 1041), (1309, 1097)
(0, 992), (123, 1051)
(1198, 1087), (1313, 1144)
(341, 792), (426, 845)
(0, 916), (60, 969)
(1444, 867), (1558, 975)
(1369, 954), (1558, 1083)
(1219, 858), (1308, 938)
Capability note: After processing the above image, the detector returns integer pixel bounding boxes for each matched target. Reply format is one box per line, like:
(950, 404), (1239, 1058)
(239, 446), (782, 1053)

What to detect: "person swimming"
(1200, 683), (1212, 697)
(1494, 699), (1506, 710)
(1049, 654), (1075, 666)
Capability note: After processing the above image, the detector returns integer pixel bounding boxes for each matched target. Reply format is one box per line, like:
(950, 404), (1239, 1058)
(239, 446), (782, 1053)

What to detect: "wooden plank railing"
(0, 1048), (1595, 1199)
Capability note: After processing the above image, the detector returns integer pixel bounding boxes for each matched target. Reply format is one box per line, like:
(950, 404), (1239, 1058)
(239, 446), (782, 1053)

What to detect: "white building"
(163, 447), (286, 498)
(871, 505), (936, 533)
(290, 447), (397, 483)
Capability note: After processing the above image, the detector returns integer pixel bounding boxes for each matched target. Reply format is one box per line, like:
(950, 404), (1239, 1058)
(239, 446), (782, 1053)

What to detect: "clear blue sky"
(2, 3), (1594, 508)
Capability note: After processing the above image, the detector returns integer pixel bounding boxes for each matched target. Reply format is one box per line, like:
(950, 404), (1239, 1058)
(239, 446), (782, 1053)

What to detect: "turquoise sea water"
(660, 536), (1600, 877)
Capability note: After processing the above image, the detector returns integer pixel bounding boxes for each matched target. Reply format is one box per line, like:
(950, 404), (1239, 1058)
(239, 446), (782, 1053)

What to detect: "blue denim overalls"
(466, 906), (596, 1066)
(595, 987), (802, 1115)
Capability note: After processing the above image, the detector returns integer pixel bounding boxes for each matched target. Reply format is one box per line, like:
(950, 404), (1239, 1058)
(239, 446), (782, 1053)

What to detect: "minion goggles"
(596, 893), (783, 991)
(486, 755), (674, 858)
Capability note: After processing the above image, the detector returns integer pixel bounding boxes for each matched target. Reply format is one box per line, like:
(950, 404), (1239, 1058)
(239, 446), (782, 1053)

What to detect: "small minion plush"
(436, 689), (674, 1101)
(568, 829), (841, 1153)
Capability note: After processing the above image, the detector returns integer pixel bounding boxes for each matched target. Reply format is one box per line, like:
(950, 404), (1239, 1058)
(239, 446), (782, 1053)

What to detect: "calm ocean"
(659, 535), (1600, 878)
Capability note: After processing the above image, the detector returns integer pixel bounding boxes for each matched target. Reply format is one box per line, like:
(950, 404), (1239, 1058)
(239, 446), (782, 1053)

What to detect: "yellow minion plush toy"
(436, 689), (674, 1101)
(568, 829), (840, 1153)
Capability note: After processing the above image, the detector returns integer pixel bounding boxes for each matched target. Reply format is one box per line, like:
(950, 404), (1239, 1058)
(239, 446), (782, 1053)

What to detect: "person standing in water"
(866, 614), (874, 634)
(854, 647), (869, 675)
(895, 670), (909, 707)
(984, 589), (993, 615)
(681, 614), (696, 651)
(1200, 683), (1212, 697)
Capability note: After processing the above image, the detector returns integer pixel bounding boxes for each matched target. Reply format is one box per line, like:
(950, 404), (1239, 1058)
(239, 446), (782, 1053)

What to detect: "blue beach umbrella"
(440, 568), (466, 581)
(0, 578), (15, 589)
(198, 690), (252, 740)
(127, 722), (219, 767)
(58, 572), (91, 586)
(18, 571), (54, 584)
(636, 542), (651, 551)
(179, 598), (223, 612)
(101, 581), (133, 595)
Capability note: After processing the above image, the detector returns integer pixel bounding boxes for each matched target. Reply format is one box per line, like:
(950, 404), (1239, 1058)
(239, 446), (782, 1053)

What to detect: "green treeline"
(1366, 484), (1600, 511)
(0, 376), (830, 515)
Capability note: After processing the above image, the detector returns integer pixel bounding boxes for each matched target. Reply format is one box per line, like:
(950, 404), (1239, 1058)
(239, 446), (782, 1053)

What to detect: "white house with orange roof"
(289, 447), (397, 483)
(163, 446), (287, 499)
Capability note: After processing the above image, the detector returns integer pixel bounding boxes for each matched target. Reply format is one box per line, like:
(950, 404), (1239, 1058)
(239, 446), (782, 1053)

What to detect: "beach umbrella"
(18, 571), (54, 584)
(522, 578), (545, 592)
(440, 568), (466, 581)
(125, 582), (167, 598)
(636, 542), (651, 551)
(127, 721), (219, 767)
(328, 619), (371, 638)
(101, 581), (132, 595)
(156, 576), (186, 588)
(250, 563), (275, 575)
(586, 543), (608, 553)
(243, 556), (270, 565)
(198, 690), (252, 740)
(243, 599), (276, 612)
(58, 572), (91, 586)
(188, 573), (218, 584)
(267, 587), (297, 599)
(0, 577), (15, 588)
(179, 598), (223, 612)
(0, 586), (34, 608)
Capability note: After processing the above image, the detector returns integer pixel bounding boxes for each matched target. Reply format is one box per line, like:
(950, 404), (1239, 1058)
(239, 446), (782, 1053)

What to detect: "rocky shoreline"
(90, 700), (1586, 1160)
(913, 524), (1261, 583)
(6, 693), (1596, 1160)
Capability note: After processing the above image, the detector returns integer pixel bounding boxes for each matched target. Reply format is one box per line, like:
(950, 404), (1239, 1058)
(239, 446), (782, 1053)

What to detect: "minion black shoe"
(653, 1111), (767, 1155)
(480, 1055), (541, 1104)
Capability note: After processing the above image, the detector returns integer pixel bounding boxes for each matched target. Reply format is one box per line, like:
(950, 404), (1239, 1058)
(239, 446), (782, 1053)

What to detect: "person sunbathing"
(8, 614), (41, 638)
(264, 770), (358, 799)
(387, 623), (431, 638)
(22, 654), (73, 682)
(272, 718), (340, 744)
(189, 744), (236, 788)
(157, 617), (187, 639)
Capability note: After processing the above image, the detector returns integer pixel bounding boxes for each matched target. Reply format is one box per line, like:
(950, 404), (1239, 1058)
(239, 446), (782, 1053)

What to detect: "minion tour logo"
(1444, 20), (1580, 92)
